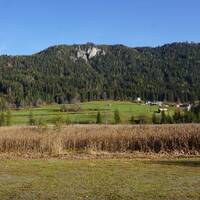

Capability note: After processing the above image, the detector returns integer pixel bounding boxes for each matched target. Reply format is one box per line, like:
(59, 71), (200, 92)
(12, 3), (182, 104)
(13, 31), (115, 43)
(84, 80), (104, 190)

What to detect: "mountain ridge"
(1, 42), (199, 56)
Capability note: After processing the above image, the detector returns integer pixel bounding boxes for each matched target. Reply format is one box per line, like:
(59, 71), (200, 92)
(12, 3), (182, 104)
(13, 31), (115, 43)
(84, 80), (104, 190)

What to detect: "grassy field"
(0, 158), (199, 200)
(9, 101), (165, 125)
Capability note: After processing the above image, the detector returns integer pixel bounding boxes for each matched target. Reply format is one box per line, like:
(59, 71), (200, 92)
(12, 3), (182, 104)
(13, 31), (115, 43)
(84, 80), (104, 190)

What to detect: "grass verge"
(0, 158), (199, 200)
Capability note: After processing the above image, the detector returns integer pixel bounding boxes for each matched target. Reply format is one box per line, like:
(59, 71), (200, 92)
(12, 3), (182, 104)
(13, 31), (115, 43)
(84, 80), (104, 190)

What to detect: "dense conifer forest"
(0, 42), (200, 108)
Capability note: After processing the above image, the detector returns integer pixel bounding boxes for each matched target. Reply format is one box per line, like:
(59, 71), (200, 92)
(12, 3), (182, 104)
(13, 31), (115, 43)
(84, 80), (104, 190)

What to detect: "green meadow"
(0, 158), (199, 200)
(9, 101), (167, 125)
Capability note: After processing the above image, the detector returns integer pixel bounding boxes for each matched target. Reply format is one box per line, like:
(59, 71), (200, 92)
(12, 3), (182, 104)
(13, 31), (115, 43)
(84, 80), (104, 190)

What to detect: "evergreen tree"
(152, 113), (157, 124)
(96, 111), (102, 124)
(65, 115), (71, 125)
(166, 114), (173, 124)
(160, 111), (167, 124)
(0, 98), (7, 112)
(183, 111), (193, 123)
(173, 109), (181, 123)
(6, 110), (12, 126)
(130, 115), (135, 124)
(0, 112), (5, 126)
(114, 110), (121, 124)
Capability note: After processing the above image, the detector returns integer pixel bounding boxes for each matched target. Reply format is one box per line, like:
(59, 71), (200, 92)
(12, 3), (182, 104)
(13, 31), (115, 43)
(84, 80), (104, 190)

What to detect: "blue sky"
(0, 0), (200, 55)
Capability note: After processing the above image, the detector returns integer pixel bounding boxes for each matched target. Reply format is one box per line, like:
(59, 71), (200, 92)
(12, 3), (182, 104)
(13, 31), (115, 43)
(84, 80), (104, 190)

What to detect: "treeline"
(133, 104), (200, 125)
(151, 109), (200, 125)
(0, 42), (200, 108)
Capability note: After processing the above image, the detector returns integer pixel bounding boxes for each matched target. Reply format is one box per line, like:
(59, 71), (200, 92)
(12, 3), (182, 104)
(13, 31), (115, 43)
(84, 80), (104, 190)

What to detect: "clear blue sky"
(0, 0), (200, 55)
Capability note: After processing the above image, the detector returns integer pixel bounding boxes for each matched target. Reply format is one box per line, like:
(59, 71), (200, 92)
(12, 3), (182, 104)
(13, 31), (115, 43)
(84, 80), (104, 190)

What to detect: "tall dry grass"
(0, 124), (199, 156)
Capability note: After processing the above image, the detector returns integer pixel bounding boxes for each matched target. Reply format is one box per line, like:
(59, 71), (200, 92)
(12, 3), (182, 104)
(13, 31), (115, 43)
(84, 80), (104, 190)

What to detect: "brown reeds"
(0, 124), (199, 156)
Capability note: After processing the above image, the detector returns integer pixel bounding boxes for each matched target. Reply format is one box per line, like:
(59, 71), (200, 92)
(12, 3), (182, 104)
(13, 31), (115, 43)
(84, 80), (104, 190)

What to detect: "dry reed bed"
(0, 124), (199, 155)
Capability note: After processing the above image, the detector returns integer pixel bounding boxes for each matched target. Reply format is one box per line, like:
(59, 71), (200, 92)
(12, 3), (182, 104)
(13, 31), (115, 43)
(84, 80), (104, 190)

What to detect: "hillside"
(0, 42), (200, 107)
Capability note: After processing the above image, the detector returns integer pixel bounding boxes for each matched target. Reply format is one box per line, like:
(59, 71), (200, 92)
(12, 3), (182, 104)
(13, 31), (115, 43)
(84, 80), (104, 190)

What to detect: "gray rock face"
(87, 47), (101, 59)
(70, 56), (78, 63)
(77, 48), (88, 62)
(75, 45), (105, 62)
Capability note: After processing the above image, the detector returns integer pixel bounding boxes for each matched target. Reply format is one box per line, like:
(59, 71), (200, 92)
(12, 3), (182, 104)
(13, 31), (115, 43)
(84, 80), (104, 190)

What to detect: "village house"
(176, 103), (192, 111)
(136, 97), (141, 102)
(158, 106), (168, 112)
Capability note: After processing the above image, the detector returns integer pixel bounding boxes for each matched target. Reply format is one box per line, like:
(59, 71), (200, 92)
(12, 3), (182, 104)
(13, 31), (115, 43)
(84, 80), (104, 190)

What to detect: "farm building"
(158, 107), (168, 112)
(136, 97), (141, 102)
(176, 104), (192, 111)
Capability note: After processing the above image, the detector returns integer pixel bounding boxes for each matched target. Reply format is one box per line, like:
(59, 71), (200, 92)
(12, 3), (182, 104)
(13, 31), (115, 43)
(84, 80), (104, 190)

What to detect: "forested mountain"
(0, 42), (200, 108)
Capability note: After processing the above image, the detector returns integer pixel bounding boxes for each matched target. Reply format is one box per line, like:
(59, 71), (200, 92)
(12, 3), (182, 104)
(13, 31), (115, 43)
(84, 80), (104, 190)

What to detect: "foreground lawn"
(0, 158), (199, 200)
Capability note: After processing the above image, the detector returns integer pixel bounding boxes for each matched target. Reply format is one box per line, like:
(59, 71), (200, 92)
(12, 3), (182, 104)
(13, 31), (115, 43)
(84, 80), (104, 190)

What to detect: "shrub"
(60, 104), (81, 112)
(37, 118), (47, 127)
(28, 112), (36, 125)
(138, 115), (146, 124)
(60, 105), (68, 112)
(65, 116), (71, 125)
(52, 116), (65, 128)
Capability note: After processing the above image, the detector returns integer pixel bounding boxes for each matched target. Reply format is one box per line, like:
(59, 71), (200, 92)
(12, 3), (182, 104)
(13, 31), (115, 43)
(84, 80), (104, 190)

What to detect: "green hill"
(1, 42), (200, 107)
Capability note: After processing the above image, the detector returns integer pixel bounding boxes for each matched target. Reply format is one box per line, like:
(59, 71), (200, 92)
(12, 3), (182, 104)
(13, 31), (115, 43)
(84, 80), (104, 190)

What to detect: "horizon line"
(1, 41), (200, 56)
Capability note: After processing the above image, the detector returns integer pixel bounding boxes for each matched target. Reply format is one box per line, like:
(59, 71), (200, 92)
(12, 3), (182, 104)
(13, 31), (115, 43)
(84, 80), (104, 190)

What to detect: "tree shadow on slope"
(152, 160), (200, 168)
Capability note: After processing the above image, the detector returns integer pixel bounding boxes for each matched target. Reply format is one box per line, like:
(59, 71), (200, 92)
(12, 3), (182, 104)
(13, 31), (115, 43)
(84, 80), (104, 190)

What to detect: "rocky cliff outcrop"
(76, 46), (105, 62)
